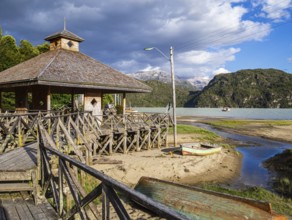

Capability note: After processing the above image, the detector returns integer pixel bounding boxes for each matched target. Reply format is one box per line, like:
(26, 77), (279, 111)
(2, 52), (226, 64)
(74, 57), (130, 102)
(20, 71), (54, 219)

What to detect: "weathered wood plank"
(0, 194), (58, 220)
(0, 183), (33, 192)
(0, 171), (32, 181)
(0, 143), (37, 171)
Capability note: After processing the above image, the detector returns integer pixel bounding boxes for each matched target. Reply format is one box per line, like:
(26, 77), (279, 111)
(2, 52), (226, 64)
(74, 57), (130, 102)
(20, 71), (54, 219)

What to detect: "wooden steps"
(0, 183), (33, 192)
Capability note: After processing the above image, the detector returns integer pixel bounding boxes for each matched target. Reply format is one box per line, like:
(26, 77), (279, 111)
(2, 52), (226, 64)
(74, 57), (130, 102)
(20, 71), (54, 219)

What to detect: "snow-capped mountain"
(127, 70), (209, 90)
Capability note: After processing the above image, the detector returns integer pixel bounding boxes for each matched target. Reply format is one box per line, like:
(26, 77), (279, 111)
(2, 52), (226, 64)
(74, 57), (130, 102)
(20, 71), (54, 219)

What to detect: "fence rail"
(0, 112), (171, 163)
(38, 122), (188, 220)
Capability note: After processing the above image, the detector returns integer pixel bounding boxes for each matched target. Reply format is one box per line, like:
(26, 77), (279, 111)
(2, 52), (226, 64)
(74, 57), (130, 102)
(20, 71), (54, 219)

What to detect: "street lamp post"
(144, 46), (177, 147)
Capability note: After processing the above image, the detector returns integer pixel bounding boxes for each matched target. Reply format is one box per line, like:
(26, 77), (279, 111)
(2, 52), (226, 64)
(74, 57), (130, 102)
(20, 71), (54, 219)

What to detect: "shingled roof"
(0, 49), (151, 93)
(45, 29), (84, 42)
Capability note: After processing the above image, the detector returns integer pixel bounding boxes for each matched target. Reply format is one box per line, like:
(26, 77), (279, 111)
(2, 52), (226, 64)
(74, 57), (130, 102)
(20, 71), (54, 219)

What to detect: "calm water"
(136, 108), (292, 189)
(193, 123), (292, 189)
(136, 107), (292, 120)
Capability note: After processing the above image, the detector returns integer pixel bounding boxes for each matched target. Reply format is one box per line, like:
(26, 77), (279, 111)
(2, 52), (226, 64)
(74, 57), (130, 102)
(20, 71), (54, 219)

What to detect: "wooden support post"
(71, 92), (74, 112)
(58, 159), (64, 217)
(136, 130), (140, 151)
(47, 86), (51, 112)
(122, 92), (126, 116)
(32, 169), (39, 205)
(102, 184), (110, 220)
(123, 130), (127, 154)
(0, 90), (2, 112)
(18, 117), (23, 147)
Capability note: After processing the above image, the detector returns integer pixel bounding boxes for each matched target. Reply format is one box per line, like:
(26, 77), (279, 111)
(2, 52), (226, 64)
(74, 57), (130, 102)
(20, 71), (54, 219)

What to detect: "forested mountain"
(126, 80), (197, 107)
(190, 69), (292, 108)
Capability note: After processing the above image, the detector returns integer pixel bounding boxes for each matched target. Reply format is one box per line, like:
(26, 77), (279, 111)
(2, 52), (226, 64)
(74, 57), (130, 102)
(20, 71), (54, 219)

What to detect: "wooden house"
(0, 28), (151, 114)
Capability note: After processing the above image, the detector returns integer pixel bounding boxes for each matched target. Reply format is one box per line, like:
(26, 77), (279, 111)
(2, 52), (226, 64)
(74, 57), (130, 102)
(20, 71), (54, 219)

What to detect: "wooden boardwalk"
(0, 144), (58, 219)
(0, 143), (37, 172)
(0, 193), (57, 220)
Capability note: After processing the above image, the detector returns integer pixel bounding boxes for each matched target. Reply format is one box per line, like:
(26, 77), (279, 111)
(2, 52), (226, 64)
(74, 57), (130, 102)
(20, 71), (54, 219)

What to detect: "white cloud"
(252, 0), (292, 21)
(173, 47), (240, 78)
(1, 0), (287, 81)
(288, 58), (292, 63)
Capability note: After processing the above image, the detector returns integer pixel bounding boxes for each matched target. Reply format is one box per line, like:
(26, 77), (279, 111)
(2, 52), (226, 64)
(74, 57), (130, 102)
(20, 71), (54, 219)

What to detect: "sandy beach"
(93, 147), (241, 187)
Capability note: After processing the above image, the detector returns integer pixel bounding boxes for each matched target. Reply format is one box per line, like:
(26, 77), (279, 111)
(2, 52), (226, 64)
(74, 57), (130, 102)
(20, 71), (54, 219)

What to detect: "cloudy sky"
(1, 0), (292, 81)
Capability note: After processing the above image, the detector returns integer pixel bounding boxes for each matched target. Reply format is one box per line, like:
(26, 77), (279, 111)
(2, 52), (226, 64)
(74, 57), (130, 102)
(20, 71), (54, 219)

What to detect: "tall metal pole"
(144, 46), (177, 146)
(169, 47), (177, 146)
(170, 46), (177, 147)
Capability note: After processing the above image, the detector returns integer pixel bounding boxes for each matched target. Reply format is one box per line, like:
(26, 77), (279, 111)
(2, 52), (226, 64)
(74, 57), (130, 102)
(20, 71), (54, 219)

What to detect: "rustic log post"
(136, 129), (140, 151)
(18, 116), (23, 147)
(102, 184), (110, 220)
(47, 86), (51, 111)
(0, 90), (2, 111)
(58, 158), (64, 217)
(123, 130), (127, 154)
(32, 169), (39, 205)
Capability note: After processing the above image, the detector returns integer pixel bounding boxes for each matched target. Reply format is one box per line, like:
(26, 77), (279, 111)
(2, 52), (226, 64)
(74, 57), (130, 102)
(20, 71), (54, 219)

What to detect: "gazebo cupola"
(44, 26), (84, 52)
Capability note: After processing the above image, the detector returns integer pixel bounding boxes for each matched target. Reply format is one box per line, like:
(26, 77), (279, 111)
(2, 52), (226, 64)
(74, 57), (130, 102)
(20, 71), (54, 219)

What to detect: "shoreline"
(177, 116), (292, 144)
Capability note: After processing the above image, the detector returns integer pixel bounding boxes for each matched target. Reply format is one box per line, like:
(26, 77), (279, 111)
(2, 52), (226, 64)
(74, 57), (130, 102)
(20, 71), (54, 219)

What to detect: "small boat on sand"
(134, 177), (287, 220)
(181, 143), (222, 156)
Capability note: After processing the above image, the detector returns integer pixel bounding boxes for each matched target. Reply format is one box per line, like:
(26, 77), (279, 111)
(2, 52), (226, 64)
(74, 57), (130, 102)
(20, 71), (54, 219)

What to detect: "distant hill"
(126, 80), (197, 107)
(189, 69), (292, 108)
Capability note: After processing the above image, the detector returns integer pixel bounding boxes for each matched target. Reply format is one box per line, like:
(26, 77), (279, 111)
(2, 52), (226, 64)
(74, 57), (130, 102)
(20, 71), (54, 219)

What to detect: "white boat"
(222, 107), (231, 112)
(180, 143), (222, 156)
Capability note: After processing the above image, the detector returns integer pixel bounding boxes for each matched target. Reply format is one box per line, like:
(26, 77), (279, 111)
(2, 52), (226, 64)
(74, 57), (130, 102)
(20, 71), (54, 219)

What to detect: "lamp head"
(144, 47), (154, 51)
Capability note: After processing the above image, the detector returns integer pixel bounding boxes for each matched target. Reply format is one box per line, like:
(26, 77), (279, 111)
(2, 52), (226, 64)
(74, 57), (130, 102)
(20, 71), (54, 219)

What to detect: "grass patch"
(169, 124), (222, 142)
(205, 119), (292, 129)
(199, 184), (292, 216)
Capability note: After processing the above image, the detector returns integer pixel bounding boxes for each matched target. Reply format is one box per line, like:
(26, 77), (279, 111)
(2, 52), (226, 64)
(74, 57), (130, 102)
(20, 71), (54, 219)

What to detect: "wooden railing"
(0, 111), (79, 154)
(0, 112), (171, 158)
(38, 122), (188, 220)
(0, 112), (39, 153)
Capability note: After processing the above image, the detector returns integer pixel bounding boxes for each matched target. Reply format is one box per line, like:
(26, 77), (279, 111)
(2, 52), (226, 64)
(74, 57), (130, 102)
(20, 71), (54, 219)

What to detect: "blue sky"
(0, 0), (292, 82)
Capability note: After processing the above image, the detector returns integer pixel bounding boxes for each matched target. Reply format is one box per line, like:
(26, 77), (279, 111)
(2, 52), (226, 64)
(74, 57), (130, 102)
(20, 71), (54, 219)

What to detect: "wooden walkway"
(0, 143), (37, 172)
(0, 144), (58, 219)
(0, 193), (57, 220)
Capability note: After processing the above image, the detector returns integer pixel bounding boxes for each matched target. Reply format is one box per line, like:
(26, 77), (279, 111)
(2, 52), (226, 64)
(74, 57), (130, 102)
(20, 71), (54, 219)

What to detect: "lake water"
(136, 108), (292, 189)
(136, 107), (292, 120)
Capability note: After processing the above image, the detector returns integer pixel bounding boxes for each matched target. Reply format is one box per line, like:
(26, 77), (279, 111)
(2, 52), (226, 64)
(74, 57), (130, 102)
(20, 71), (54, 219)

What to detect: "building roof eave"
(36, 80), (152, 93)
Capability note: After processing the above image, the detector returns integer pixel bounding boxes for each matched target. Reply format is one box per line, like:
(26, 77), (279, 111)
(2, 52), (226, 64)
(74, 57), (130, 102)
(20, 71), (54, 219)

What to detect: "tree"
(0, 35), (21, 71)
(19, 40), (40, 62)
(36, 42), (50, 53)
(0, 27), (50, 110)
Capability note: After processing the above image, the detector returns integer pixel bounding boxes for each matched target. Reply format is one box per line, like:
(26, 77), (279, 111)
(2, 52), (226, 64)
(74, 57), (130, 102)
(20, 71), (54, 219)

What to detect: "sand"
(92, 147), (241, 188)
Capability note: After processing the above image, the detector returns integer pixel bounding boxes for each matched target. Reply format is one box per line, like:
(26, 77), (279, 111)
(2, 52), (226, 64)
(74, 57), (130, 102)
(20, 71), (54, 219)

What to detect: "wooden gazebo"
(0, 28), (151, 114)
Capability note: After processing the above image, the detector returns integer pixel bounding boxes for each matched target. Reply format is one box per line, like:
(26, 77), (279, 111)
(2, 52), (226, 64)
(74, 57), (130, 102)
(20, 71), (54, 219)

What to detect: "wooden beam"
(122, 92), (126, 115)
(0, 90), (2, 111)
(47, 86), (51, 111)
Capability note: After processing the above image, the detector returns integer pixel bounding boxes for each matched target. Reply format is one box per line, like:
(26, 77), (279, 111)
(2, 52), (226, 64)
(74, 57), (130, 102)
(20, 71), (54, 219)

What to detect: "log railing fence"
(0, 112), (171, 161)
(38, 122), (188, 220)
